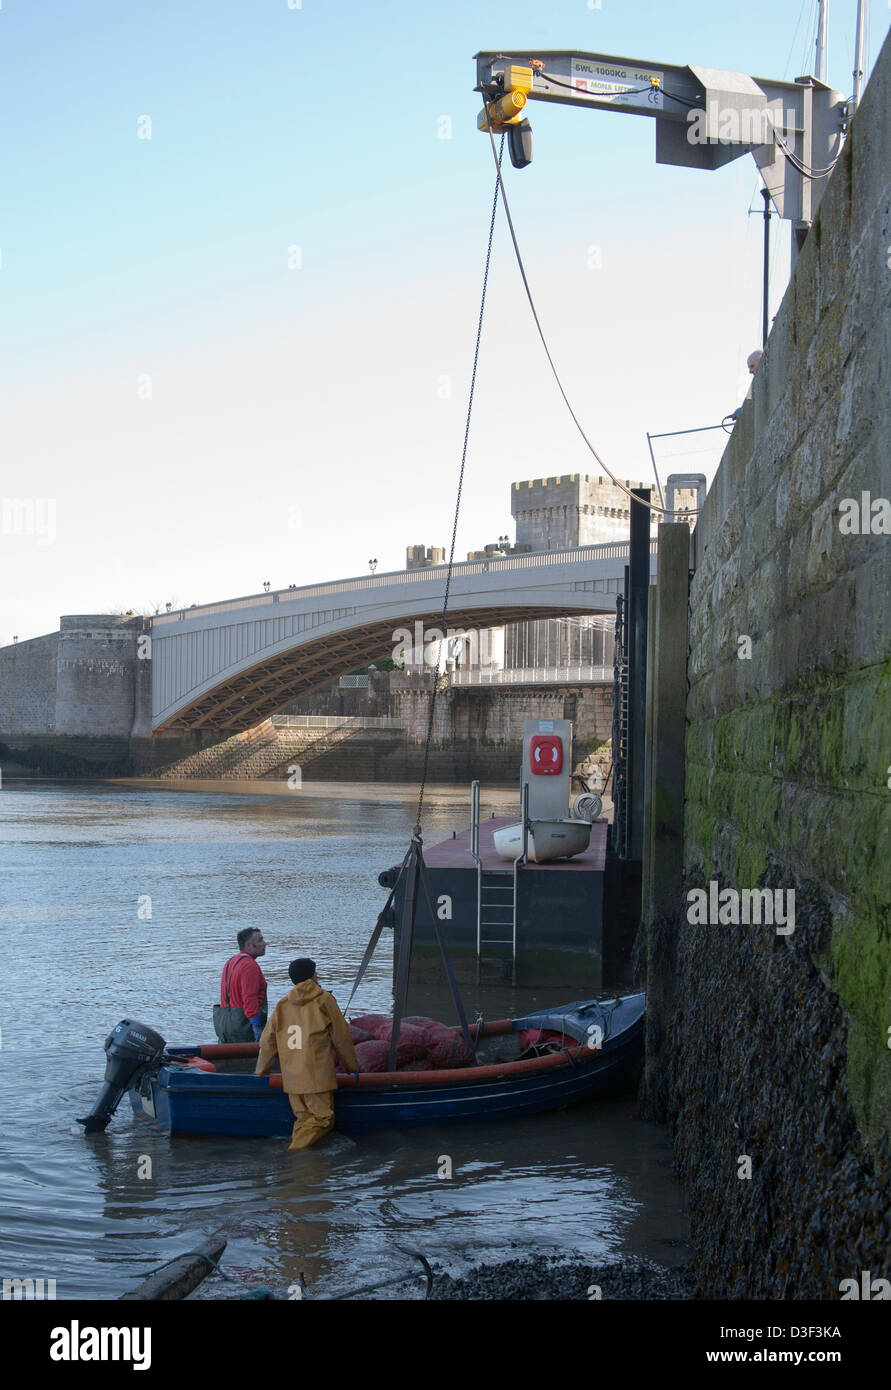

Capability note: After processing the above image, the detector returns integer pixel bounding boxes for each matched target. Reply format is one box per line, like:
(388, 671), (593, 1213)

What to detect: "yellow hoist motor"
(477, 65), (535, 167)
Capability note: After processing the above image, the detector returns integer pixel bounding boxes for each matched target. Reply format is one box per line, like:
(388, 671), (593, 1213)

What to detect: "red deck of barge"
(424, 817), (608, 872)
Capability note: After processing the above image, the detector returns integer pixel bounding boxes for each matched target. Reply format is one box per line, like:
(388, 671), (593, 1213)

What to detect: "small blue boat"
(126, 994), (645, 1137)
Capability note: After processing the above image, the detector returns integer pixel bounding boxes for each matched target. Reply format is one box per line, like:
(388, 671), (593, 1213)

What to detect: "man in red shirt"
(213, 928), (269, 1043)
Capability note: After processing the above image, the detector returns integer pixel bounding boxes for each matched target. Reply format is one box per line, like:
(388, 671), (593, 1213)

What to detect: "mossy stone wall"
(660, 30), (891, 1297)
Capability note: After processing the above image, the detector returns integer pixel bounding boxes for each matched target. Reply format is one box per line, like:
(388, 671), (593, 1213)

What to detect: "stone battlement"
(512, 473), (658, 549)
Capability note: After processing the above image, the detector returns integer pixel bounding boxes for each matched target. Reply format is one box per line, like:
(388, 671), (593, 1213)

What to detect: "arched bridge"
(150, 541), (657, 732)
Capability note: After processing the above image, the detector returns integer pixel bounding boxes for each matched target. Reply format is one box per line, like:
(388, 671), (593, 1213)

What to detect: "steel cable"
(412, 134), (506, 838)
(479, 104), (695, 517)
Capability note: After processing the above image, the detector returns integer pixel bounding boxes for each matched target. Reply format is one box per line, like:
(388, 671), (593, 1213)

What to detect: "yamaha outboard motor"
(76, 1019), (166, 1133)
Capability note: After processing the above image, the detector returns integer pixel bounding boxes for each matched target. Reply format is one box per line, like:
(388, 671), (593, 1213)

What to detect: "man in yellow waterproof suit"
(255, 958), (359, 1150)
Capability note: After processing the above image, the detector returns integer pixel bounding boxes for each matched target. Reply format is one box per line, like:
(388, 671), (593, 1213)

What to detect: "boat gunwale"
(158, 1002), (644, 1092)
(149, 1040), (636, 1104)
(157, 1042), (604, 1092)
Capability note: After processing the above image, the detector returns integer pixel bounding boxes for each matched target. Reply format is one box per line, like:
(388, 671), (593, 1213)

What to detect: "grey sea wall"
(643, 31), (891, 1298)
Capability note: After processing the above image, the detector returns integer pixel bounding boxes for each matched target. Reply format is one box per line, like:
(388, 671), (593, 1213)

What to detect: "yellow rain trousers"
(255, 980), (360, 1150)
(286, 1092), (335, 1150)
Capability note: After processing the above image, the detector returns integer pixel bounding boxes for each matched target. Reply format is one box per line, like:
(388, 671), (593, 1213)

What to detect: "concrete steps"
(157, 722), (401, 780)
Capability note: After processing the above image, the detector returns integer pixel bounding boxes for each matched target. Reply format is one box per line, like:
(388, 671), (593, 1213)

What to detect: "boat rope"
(135, 1250), (238, 1283)
(479, 105), (698, 517)
(412, 133), (506, 839)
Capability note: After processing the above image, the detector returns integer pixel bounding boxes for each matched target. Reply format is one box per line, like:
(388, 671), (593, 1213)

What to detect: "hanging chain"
(413, 134), (505, 838)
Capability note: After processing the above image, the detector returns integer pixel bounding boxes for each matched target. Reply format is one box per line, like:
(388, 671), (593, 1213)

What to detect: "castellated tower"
(511, 474), (658, 550)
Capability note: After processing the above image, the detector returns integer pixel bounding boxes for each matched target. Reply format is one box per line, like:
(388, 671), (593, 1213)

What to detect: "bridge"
(150, 540), (656, 732)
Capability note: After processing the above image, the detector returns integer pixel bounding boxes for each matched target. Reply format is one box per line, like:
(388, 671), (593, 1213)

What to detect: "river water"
(0, 778), (689, 1300)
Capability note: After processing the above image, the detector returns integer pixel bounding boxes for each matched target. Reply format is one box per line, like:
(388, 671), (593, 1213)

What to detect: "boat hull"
(127, 995), (644, 1137)
(493, 819), (592, 863)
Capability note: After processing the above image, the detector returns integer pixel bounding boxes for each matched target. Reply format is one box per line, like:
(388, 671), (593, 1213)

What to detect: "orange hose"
(265, 1042), (595, 1088)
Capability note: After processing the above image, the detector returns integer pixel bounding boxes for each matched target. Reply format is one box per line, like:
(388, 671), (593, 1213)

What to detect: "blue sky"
(1, 0), (887, 641)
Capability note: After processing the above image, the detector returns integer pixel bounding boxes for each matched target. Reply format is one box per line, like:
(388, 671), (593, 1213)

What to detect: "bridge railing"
(151, 539), (659, 626)
(449, 665), (613, 687)
(270, 714), (402, 730)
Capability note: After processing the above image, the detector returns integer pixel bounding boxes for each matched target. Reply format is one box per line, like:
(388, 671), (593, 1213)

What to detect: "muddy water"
(0, 779), (687, 1300)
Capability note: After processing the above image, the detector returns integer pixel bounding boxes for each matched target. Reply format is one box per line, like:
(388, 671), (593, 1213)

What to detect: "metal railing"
(611, 594), (629, 859)
(450, 665), (613, 686)
(151, 539), (660, 625)
(270, 714), (402, 730)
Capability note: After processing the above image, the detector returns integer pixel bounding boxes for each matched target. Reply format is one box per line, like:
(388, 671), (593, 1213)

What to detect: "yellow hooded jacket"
(255, 980), (360, 1093)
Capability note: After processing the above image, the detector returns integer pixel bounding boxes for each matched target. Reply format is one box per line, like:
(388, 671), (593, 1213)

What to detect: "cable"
(480, 105), (695, 517)
(537, 67), (701, 113)
(542, 68), (700, 110)
(540, 70), (655, 101)
(412, 136), (505, 837)
(800, 0), (821, 77)
(784, 0), (815, 78)
(773, 126), (842, 179)
(658, 86), (703, 109)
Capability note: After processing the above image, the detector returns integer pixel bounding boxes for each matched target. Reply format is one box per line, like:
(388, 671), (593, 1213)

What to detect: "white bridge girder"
(150, 542), (655, 732)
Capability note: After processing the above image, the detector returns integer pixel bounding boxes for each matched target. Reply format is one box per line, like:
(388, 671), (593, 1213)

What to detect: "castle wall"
(511, 474), (659, 551)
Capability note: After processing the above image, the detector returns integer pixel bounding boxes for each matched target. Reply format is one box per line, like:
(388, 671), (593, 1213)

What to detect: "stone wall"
(0, 615), (152, 741)
(387, 676), (612, 749)
(0, 632), (58, 734)
(648, 31), (891, 1299)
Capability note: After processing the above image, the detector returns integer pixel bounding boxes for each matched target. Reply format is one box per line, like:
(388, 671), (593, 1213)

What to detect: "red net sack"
(395, 1042), (427, 1064)
(517, 1028), (565, 1052)
(347, 1024), (372, 1044)
(373, 1021), (429, 1047)
(404, 1015), (454, 1034)
(397, 1059), (430, 1072)
(425, 1034), (476, 1070)
(402, 1019), (453, 1046)
(349, 1014), (388, 1034)
(353, 1040), (391, 1073)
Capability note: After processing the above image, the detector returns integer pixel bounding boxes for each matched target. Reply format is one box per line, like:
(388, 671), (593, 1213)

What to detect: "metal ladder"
(611, 593), (630, 859)
(470, 780), (526, 985)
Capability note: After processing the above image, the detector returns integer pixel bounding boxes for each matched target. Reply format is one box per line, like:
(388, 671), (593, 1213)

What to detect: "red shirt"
(220, 952), (267, 1019)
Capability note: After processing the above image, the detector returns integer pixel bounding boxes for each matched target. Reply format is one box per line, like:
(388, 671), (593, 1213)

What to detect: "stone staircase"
(157, 719), (402, 781)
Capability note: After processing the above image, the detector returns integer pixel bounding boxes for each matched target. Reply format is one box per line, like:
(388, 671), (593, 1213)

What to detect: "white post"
(815, 0), (828, 83)
(851, 0), (866, 113)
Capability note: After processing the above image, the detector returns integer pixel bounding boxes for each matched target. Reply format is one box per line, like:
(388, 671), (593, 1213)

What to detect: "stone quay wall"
(644, 31), (891, 1300)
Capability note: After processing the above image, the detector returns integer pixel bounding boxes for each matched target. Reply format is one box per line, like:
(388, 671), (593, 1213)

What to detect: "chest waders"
(213, 956), (268, 1043)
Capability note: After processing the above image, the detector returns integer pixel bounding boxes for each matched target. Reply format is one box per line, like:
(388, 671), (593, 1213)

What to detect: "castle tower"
(511, 474), (658, 550)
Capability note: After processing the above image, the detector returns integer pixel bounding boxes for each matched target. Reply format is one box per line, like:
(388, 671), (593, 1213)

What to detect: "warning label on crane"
(569, 59), (664, 109)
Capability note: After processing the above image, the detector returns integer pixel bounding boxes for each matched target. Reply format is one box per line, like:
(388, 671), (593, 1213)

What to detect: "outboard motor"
(76, 1019), (166, 1133)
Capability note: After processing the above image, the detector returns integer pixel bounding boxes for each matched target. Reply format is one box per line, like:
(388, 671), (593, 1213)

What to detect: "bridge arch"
(150, 543), (653, 732)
